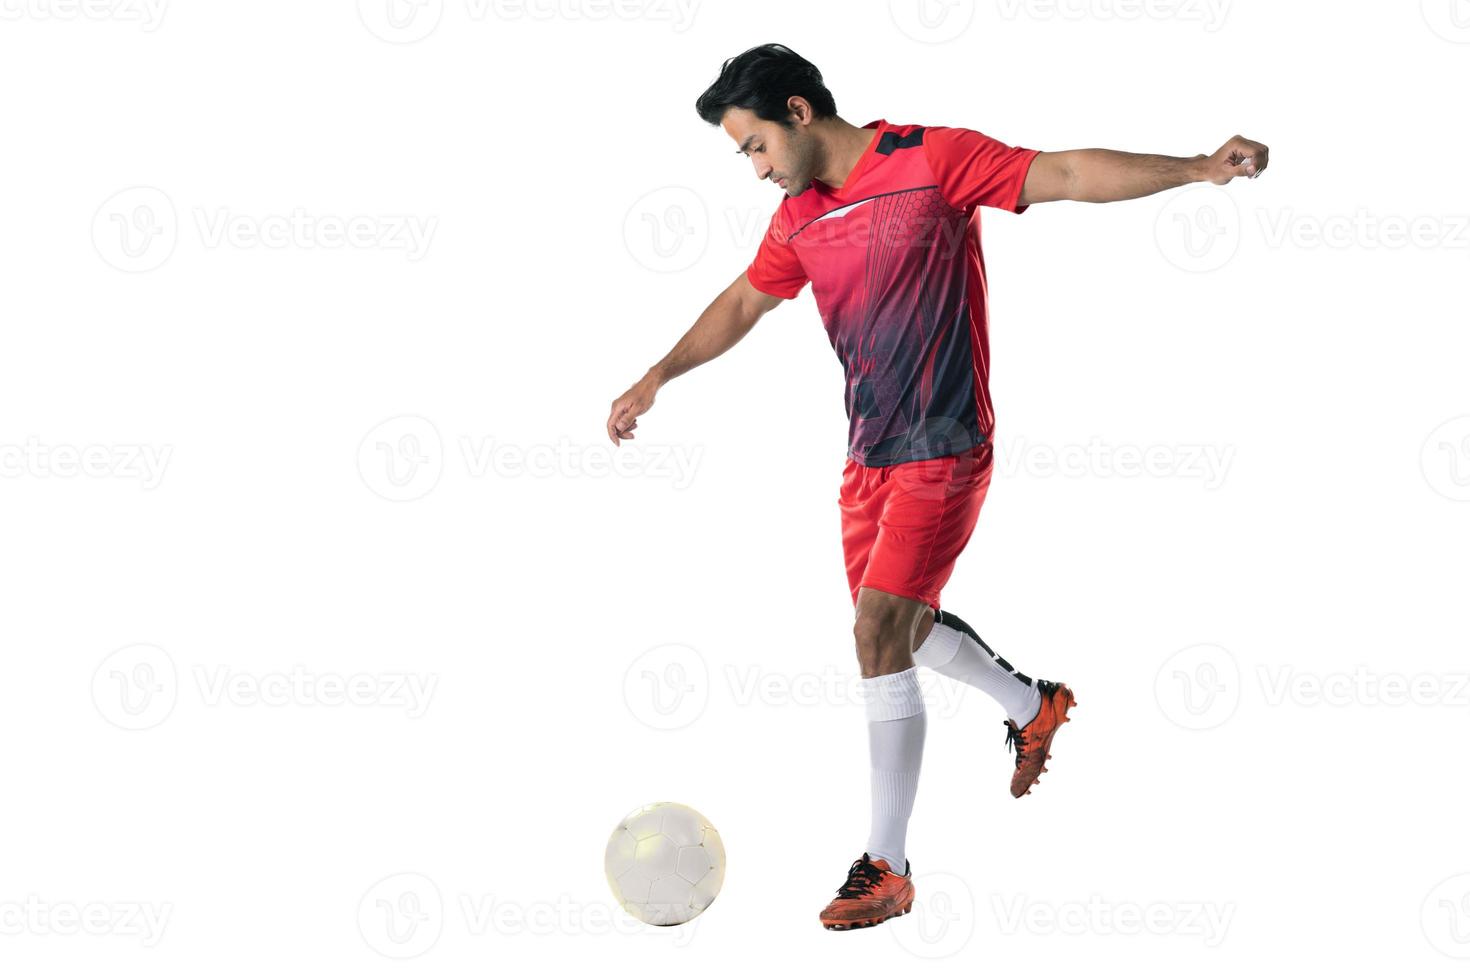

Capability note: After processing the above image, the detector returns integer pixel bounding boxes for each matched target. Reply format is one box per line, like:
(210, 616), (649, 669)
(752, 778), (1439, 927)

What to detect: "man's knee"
(853, 606), (898, 646)
(852, 589), (925, 676)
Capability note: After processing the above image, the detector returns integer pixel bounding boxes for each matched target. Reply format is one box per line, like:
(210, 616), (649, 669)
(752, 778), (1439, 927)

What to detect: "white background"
(2, 0), (1468, 975)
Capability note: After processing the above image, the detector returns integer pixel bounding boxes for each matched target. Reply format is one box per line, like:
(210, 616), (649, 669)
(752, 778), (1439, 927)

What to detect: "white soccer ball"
(604, 801), (725, 926)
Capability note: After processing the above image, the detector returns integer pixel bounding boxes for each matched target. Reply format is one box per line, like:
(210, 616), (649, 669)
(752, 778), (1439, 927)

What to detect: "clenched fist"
(1201, 135), (1269, 184)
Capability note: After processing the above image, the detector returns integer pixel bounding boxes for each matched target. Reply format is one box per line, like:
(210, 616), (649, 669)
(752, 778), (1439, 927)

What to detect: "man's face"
(721, 106), (817, 197)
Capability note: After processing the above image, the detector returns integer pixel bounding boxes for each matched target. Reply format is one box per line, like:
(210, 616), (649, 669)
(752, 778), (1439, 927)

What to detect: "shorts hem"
(854, 579), (940, 610)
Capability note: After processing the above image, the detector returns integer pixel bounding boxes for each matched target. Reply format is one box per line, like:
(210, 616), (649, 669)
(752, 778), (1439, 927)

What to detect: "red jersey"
(745, 119), (1039, 467)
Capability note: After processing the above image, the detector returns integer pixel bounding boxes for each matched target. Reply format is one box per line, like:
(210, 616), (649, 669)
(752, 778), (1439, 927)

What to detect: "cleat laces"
(1003, 721), (1028, 769)
(835, 856), (886, 899)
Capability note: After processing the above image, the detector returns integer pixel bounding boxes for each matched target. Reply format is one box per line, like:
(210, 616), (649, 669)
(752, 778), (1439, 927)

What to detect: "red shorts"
(839, 441), (994, 611)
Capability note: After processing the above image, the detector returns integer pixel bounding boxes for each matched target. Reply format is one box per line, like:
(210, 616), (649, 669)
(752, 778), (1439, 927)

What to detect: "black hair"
(694, 43), (837, 129)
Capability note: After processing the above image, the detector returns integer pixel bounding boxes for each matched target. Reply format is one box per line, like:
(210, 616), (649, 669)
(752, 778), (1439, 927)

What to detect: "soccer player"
(606, 43), (1268, 932)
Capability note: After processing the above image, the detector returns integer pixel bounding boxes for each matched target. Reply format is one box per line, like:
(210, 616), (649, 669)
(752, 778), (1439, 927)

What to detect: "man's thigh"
(854, 585), (933, 630)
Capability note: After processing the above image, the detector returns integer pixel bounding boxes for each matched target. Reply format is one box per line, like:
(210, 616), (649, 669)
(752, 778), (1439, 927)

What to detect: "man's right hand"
(607, 374), (660, 446)
(606, 272), (783, 447)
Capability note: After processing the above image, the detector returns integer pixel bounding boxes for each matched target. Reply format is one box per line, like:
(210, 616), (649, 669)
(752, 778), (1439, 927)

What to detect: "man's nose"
(755, 161), (772, 180)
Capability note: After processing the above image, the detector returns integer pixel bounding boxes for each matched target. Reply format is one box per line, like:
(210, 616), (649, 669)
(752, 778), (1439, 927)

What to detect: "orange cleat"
(818, 853), (915, 931)
(1004, 679), (1077, 798)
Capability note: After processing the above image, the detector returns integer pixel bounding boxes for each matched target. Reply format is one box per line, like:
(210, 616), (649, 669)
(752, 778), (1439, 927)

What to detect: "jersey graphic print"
(745, 120), (1039, 467)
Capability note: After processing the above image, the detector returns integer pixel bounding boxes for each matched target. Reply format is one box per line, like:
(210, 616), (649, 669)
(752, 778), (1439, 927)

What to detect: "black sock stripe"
(935, 609), (1034, 686)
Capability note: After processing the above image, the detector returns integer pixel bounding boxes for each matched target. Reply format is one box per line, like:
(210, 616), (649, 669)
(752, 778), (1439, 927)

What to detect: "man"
(606, 43), (1267, 932)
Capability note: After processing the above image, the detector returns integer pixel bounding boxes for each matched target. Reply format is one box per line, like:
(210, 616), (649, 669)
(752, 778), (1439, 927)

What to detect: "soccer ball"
(604, 801), (725, 926)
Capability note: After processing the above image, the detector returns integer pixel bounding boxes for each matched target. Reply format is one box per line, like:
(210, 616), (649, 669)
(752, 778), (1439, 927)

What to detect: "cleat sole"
(822, 901), (914, 931)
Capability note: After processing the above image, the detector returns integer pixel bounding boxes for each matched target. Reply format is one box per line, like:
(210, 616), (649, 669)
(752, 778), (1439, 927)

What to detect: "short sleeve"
(923, 126), (1042, 214)
(744, 203), (808, 299)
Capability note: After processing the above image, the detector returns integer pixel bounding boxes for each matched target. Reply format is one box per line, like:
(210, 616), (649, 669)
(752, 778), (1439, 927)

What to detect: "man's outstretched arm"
(605, 271), (784, 446)
(1018, 134), (1269, 206)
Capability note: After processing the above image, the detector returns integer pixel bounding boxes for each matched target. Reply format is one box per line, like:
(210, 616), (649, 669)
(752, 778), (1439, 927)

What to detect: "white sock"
(912, 610), (1041, 726)
(858, 666), (924, 876)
